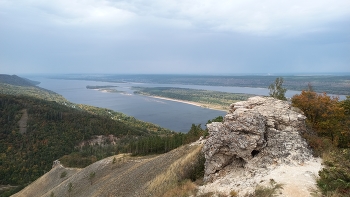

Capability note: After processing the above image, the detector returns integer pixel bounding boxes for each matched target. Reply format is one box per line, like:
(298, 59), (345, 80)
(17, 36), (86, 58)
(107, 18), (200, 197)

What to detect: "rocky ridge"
(200, 96), (320, 196)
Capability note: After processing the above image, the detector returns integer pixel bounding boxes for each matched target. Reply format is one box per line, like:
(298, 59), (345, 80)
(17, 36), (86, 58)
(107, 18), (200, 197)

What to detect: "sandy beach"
(148, 95), (228, 112)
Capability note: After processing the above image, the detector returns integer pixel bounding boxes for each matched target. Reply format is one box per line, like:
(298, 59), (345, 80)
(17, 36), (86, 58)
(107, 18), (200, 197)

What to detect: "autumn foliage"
(292, 90), (349, 148)
(292, 91), (350, 196)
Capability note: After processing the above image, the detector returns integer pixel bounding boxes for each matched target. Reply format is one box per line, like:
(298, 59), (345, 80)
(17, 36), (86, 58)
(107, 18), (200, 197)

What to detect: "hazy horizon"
(15, 72), (350, 77)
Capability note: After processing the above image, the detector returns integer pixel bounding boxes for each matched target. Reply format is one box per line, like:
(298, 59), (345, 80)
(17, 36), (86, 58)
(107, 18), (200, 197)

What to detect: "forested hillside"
(0, 74), (39, 87)
(0, 94), (154, 186)
(0, 75), (209, 196)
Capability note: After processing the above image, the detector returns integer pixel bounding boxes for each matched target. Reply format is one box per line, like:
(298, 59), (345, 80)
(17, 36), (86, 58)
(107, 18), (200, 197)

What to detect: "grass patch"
(253, 179), (283, 197)
(146, 145), (204, 196)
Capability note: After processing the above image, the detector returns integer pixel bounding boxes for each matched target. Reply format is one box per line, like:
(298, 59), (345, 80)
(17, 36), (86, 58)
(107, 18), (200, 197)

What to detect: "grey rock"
(203, 96), (312, 182)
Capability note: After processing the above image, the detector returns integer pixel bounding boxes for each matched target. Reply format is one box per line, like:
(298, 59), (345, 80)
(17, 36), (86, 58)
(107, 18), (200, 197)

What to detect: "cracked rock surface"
(203, 96), (313, 183)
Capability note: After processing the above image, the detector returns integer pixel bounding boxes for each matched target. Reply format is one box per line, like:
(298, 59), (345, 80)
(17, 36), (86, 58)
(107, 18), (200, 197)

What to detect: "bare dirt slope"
(18, 109), (28, 134)
(12, 166), (80, 197)
(12, 144), (202, 197)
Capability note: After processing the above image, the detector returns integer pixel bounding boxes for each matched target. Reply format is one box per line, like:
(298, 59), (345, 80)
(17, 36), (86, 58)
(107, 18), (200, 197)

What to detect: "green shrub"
(60, 171), (67, 178)
(317, 149), (350, 196)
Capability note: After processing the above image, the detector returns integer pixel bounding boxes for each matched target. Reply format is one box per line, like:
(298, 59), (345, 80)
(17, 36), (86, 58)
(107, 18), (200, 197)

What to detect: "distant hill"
(0, 74), (39, 86)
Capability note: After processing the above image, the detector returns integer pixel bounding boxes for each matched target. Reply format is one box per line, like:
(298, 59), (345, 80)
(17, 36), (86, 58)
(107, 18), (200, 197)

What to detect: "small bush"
(302, 133), (333, 157)
(60, 171), (67, 178)
(253, 179), (283, 197)
(230, 189), (239, 197)
(317, 149), (350, 196)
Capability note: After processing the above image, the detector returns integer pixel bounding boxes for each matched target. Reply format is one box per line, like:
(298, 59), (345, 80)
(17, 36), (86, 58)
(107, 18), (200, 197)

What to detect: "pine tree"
(268, 77), (287, 100)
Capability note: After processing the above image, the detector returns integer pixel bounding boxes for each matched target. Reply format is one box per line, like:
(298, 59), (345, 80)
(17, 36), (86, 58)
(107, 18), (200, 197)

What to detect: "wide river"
(30, 77), (344, 132)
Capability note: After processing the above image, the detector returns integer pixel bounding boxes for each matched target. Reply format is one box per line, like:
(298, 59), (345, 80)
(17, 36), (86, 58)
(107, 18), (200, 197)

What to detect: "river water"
(32, 78), (227, 132)
(30, 77), (345, 132)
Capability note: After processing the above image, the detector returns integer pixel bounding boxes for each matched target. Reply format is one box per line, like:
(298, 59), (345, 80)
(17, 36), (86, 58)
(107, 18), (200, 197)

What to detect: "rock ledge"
(203, 96), (313, 183)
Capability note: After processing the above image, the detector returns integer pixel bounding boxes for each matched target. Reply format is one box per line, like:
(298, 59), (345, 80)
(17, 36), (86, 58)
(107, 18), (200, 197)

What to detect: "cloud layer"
(1, 0), (349, 74)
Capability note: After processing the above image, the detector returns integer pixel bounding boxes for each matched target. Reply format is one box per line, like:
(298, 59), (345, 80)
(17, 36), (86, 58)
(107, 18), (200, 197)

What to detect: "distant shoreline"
(147, 95), (228, 112)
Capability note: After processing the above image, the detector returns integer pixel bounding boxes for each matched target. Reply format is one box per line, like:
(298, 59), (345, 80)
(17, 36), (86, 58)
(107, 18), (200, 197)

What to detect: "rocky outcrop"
(203, 96), (313, 182)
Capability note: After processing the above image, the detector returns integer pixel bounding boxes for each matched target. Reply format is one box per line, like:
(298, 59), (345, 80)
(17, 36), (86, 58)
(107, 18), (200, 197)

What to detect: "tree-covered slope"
(0, 74), (39, 86)
(0, 94), (154, 186)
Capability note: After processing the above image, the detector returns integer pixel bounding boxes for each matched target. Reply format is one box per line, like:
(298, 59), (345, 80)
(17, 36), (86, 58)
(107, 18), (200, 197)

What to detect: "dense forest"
(0, 94), (154, 184)
(133, 87), (253, 110)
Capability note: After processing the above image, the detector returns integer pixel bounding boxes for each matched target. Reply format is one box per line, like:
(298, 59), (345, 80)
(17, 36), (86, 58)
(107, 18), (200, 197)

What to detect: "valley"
(0, 74), (349, 196)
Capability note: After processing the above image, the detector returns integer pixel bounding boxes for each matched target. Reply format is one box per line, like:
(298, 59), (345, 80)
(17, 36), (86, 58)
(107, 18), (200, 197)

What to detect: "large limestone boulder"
(203, 96), (313, 182)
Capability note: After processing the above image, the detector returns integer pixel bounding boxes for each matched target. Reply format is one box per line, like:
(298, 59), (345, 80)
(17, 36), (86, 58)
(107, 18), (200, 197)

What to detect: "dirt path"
(18, 109), (28, 134)
(198, 158), (323, 197)
(0, 185), (17, 191)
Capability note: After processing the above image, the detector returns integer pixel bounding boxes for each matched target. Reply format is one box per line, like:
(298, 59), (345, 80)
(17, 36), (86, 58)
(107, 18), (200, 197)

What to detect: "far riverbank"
(147, 95), (229, 112)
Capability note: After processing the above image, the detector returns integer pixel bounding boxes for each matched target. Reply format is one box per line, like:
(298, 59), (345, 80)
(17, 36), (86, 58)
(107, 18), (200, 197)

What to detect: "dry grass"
(13, 145), (204, 197)
(162, 180), (197, 197)
(146, 145), (203, 196)
(230, 189), (239, 197)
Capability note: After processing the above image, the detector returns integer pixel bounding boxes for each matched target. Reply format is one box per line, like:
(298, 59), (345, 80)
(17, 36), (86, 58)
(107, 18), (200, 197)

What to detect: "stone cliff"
(200, 96), (320, 196)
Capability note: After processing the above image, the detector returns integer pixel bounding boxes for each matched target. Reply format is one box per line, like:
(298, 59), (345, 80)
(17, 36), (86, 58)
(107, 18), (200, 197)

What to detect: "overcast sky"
(1, 0), (349, 75)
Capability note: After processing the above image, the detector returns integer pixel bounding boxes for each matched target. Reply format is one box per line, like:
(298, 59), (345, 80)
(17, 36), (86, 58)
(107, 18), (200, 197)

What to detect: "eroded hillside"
(13, 144), (203, 197)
